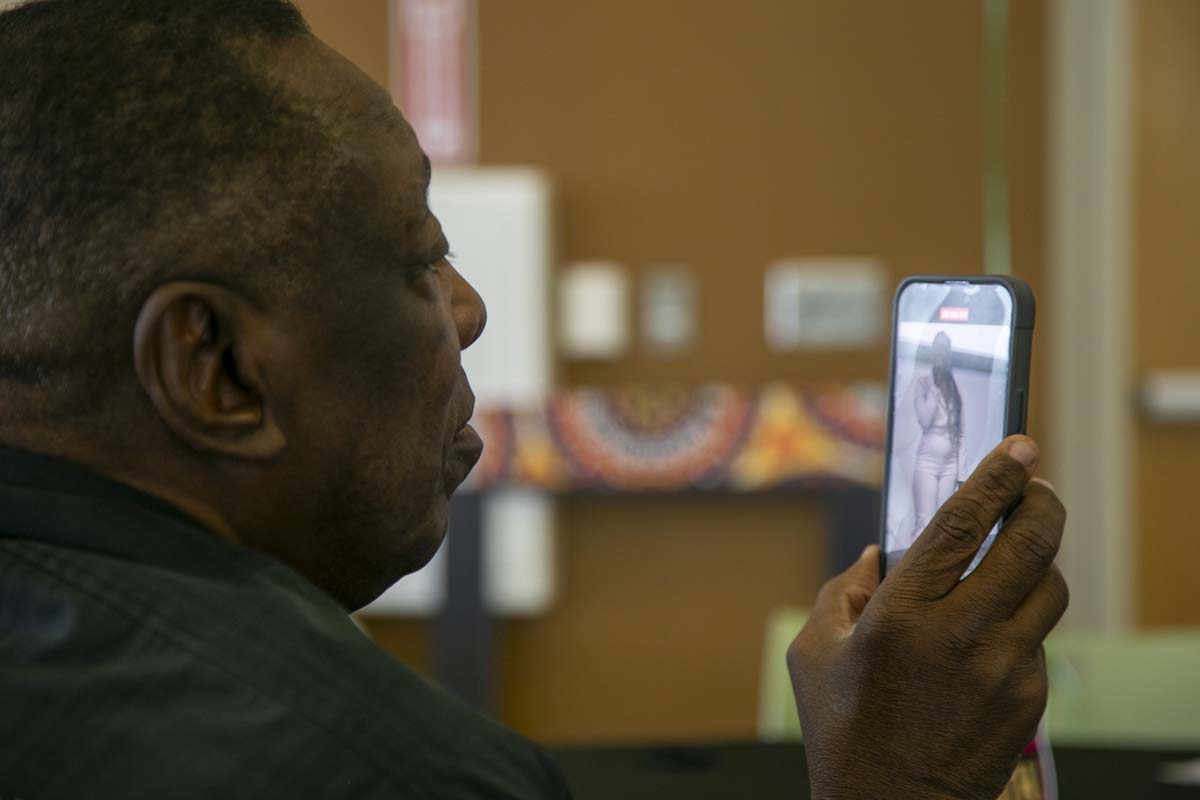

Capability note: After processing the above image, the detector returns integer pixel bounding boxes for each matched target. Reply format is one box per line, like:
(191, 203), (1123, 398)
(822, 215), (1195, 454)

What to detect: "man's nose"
(449, 264), (487, 350)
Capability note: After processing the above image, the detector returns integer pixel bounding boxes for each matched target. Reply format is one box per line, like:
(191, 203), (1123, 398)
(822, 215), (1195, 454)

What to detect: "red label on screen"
(939, 307), (969, 322)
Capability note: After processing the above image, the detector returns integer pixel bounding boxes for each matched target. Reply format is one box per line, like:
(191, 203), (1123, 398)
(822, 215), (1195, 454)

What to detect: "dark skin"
(790, 436), (1068, 799)
(31, 33), (1067, 799)
(101, 37), (485, 612)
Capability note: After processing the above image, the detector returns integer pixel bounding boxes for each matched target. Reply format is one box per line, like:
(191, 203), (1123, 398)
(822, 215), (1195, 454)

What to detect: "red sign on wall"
(389, 0), (478, 164)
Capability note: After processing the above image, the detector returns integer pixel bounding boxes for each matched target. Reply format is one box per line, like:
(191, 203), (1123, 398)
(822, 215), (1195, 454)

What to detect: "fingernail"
(860, 544), (879, 560)
(1009, 438), (1039, 469)
(1030, 476), (1056, 492)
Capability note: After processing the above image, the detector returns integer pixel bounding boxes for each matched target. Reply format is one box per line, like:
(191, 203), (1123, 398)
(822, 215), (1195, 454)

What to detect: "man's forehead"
(350, 101), (430, 192)
(277, 38), (428, 181)
(271, 36), (435, 249)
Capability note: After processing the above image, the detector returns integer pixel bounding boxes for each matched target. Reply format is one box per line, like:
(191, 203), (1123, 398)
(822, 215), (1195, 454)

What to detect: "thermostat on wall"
(764, 258), (886, 350)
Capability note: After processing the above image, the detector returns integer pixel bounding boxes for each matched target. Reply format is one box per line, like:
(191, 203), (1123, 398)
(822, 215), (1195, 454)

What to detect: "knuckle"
(943, 620), (981, 661)
(929, 602), (986, 655)
(786, 630), (817, 674)
(1025, 481), (1068, 524)
(954, 494), (994, 527)
(982, 648), (1021, 691)
(1047, 565), (1070, 613)
(1008, 517), (1061, 569)
(786, 632), (806, 661)
(931, 502), (986, 547)
(1043, 486), (1068, 522)
(971, 480), (1010, 513)
(815, 571), (850, 605)
(976, 454), (1028, 497)
(1016, 661), (1050, 712)
(785, 638), (804, 674)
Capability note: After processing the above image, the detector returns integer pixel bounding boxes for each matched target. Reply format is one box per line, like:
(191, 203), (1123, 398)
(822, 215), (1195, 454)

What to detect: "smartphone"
(879, 276), (1035, 578)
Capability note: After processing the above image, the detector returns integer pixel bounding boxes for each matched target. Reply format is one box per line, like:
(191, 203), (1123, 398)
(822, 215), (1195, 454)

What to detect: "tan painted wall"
(1134, 0), (1200, 627)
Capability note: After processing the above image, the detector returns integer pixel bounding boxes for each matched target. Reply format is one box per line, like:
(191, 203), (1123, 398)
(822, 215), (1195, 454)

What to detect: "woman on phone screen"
(911, 331), (964, 541)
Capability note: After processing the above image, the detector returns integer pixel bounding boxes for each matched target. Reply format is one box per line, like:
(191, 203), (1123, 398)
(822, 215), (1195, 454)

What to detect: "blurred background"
(296, 0), (1198, 765)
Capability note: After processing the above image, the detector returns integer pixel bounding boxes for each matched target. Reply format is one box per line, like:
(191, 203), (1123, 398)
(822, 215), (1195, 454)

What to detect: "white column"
(1047, 0), (1135, 630)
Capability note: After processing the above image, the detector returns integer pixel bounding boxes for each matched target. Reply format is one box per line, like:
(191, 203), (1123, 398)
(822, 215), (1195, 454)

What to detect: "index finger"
(889, 435), (1039, 601)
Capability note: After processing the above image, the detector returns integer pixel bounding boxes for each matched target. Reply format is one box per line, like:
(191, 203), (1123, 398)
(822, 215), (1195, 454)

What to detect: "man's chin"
(345, 520), (448, 612)
(402, 522), (448, 575)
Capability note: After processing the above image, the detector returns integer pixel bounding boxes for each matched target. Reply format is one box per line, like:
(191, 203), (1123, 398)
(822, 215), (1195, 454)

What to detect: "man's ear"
(132, 281), (286, 460)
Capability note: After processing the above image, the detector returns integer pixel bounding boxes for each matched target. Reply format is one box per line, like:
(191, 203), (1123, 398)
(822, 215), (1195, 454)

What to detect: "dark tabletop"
(551, 742), (1200, 800)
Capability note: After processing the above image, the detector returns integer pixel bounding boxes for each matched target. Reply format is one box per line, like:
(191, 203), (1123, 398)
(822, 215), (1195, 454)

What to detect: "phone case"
(878, 275), (1036, 579)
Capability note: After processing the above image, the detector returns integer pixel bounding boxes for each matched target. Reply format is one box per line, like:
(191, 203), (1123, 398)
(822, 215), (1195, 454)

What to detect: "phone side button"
(1015, 388), (1027, 433)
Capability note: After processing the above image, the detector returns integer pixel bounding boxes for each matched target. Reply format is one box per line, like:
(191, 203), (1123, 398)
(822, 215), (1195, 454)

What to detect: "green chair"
(758, 606), (1200, 748)
(1044, 629), (1200, 748)
(757, 607), (807, 741)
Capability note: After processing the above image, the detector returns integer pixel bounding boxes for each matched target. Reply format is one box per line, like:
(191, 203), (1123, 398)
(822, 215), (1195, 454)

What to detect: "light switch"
(640, 266), (696, 355)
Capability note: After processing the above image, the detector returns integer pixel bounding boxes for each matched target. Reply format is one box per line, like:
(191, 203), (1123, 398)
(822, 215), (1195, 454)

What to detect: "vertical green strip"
(983, 0), (1010, 276)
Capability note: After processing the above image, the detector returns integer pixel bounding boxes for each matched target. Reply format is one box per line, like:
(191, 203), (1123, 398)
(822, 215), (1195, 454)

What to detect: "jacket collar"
(0, 444), (276, 581)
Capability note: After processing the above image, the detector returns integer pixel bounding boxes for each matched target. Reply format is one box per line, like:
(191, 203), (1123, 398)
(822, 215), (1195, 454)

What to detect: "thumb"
(811, 545), (881, 640)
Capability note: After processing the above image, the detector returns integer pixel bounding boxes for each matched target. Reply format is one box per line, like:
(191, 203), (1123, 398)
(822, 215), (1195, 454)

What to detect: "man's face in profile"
(256, 37), (487, 609)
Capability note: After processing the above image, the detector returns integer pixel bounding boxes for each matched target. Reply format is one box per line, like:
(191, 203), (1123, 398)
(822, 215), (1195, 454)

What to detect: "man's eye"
(413, 250), (453, 276)
(429, 250), (456, 271)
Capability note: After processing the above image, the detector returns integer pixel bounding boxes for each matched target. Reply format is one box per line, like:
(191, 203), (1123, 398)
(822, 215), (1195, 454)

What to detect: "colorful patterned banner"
(465, 382), (886, 493)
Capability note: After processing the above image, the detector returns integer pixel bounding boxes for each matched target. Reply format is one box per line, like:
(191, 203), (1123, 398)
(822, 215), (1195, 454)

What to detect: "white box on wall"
(558, 261), (631, 360)
(764, 258), (886, 350)
(483, 490), (556, 616)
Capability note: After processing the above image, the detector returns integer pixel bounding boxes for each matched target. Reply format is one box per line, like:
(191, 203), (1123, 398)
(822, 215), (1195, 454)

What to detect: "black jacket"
(0, 445), (570, 799)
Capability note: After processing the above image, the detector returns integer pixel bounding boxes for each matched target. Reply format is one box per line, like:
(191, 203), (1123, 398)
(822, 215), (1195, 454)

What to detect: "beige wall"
(295, 0), (1048, 742)
(1134, 0), (1200, 627)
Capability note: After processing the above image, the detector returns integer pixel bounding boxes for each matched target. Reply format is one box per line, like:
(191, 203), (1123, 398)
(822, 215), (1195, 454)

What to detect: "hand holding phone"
(880, 277), (1035, 577)
(787, 436), (1067, 800)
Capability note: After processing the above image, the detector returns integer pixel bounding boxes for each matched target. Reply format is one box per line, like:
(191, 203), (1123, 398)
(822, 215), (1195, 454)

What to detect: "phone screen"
(883, 281), (1016, 576)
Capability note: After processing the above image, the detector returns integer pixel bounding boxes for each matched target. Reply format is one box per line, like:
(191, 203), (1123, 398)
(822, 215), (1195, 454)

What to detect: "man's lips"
(445, 422), (484, 493)
(451, 422), (483, 454)
(446, 376), (480, 491)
